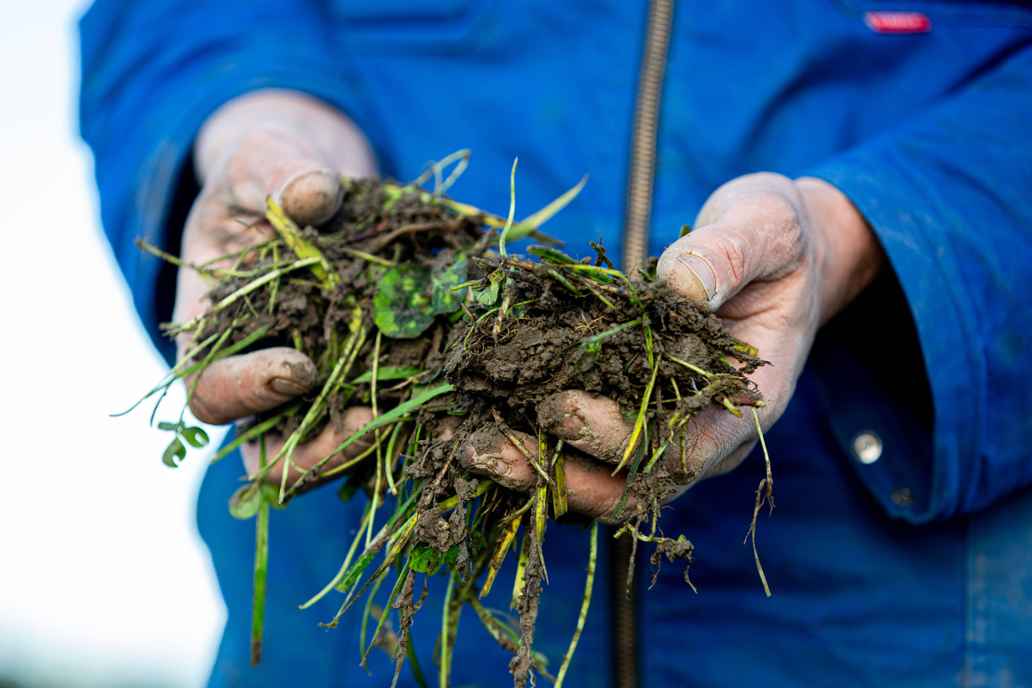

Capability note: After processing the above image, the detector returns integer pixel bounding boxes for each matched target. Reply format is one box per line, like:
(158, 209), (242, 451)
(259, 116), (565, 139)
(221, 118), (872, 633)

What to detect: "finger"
(460, 428), (635, 521)
(242, 406), (375, 484)
(656, 349), (789, 485)
(277, 168), (343, 227)
(188, 347), (317, 425)
(656, 196), (802, 311)
(658, 404), (752, 482)
(536, 390), (631, 463)
(221, 129), (344, 225)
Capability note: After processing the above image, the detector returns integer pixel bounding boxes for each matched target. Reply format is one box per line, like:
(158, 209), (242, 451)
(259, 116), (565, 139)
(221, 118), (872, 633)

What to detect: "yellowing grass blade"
(481, 511), (524, 599)
(265, 197), (338, 291)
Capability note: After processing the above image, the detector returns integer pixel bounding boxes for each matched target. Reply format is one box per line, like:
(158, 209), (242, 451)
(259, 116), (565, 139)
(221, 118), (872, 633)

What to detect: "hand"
(175, 89), (377, 484)
(460, 172), (883, 520)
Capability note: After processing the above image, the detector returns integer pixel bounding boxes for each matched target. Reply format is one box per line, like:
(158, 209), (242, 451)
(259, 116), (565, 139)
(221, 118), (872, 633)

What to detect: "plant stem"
(498, 158), (519, 257)
(439, 572), (456, 688)
(747, 407), (774, 597)
(554, 520), (597, 688)
(612, 355), (661, 475)
(250, 437), (270, 665)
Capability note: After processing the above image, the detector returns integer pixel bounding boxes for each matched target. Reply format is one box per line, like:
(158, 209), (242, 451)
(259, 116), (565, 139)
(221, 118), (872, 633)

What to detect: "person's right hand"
(174, 89), (378, 486)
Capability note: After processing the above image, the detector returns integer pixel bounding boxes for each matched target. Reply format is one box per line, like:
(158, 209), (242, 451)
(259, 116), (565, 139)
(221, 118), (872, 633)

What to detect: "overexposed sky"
(0, 3), (224, 686)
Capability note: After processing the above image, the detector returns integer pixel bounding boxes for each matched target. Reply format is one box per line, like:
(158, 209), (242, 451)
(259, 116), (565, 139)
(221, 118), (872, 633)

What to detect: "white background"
(0, 3), (224, 686)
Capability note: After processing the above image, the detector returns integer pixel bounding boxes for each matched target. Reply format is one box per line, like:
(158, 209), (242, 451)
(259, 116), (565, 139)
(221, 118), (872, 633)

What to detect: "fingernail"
(269, 377), (308, 396)
(673, 251), (718, 306)
(468, 452), (500, 474)
(461, 440), (509, 478)
(279, 169), (342, 227)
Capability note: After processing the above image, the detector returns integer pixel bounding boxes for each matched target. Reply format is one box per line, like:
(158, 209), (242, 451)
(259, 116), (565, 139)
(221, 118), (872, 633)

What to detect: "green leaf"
(373, 264), (435, 338)
(324, 383), (455, 458)
(162, 437), (186, 468)
(410, 545), (443, 575)
(409, 544), (459, 575)
(157, 421), (180, 432)
(474, 270), (503, 307)
(336, 550), (376, 593)
(528, 245), (577, 265)
(430, 255), (468, 315)
(229, 482), (262, 519)
(181, 425), (210, 449)
(373, 257), (468, 339)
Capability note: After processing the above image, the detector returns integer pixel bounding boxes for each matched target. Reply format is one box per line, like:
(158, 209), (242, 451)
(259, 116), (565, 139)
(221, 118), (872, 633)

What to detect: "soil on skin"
(181, 177), (765, 686)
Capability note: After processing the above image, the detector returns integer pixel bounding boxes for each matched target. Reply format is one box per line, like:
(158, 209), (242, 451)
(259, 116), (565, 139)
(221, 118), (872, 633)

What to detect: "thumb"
(275, 166), (343, 227)
(655, 224), (751, 311)
(212, 129), (346, 227)
(656, 195), (802, 311)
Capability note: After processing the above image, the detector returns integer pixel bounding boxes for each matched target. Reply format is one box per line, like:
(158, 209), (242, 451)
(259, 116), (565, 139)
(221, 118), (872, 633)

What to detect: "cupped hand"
(174, 89), (377, 484)
(460, 172), (883, 520)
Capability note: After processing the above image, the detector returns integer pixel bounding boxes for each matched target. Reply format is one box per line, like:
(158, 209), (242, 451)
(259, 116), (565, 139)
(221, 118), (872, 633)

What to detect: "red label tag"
(864, 11), (932, 34)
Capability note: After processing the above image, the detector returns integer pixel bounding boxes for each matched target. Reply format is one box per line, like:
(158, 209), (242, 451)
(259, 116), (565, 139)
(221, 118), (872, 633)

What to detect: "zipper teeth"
(614, 3), (675, 688)
(622, 0), (675, 273)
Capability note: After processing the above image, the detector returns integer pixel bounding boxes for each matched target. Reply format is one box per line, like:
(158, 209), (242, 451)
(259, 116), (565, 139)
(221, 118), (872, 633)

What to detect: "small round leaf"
(228, 483), (262, 520)
(182, 425), (210, 449)
(162, 438), (187, 468)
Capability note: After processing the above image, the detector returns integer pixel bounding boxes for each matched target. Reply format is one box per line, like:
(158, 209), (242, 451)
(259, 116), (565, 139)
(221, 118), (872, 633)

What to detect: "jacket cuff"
(806, 149), (981, 523)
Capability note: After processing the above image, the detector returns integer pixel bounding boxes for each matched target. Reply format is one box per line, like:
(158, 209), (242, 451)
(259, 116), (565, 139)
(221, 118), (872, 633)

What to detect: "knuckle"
(342, 406), (375, 431)
(713, 231), (749, 285)
(669, 413), (742, 480)
(188, 392), (225, 426)
(752, 192), (804, 261)
(241, 384), (278, 416)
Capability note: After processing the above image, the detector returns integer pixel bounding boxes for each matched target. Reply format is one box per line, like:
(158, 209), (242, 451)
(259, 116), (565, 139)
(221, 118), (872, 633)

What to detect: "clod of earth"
(121, 153), (769, 688)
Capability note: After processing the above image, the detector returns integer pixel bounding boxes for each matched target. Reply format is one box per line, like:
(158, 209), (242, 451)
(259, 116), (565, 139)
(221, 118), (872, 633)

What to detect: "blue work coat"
(80, 2), (1032, 686)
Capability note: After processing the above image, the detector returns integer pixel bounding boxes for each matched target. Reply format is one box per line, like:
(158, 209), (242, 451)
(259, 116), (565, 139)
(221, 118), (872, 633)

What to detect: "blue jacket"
(80, 2), (1032, 686)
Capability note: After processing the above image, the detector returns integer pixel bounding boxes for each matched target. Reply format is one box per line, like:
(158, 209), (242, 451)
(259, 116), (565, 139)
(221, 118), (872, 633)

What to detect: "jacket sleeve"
(807, 44), (1032, 523)
(79, 0), (369, 362)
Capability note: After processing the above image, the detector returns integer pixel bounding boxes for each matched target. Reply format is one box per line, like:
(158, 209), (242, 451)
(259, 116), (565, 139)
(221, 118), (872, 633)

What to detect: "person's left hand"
(459, 172), (883, 520)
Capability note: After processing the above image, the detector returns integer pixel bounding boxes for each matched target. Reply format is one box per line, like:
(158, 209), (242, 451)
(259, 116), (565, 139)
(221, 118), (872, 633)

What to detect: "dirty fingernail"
(537, 395), (584, 440)
(280, 169), (342, 227)
(269, 377), (309, 396)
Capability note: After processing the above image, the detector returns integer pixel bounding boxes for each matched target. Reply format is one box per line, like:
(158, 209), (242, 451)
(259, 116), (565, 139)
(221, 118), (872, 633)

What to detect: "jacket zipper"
(613, 2), (675, 688)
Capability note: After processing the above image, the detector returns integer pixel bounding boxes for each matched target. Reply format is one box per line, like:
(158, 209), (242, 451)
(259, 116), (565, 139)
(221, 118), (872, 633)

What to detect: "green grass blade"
(250, 437), (270, 665)
(506, 175), (588, 241)
(553, 521), (597, 688)
(317, 383), (455, 472)
(212, 407), (295, 463)
(350, 366), (424, 384)
(439, 572), (456, 688)
(611, 356), (660, 475)
(498, 158), (519, 257)
(480, 511), (523, 599)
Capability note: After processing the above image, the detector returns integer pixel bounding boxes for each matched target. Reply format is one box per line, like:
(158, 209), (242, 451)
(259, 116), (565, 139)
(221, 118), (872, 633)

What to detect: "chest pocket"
(835, 0), (1032, 29)
(328, 0), (495, 51)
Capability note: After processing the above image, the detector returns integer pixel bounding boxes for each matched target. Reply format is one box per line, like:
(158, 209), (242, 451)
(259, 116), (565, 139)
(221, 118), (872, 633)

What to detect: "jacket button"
(852, 432), (882, 464)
